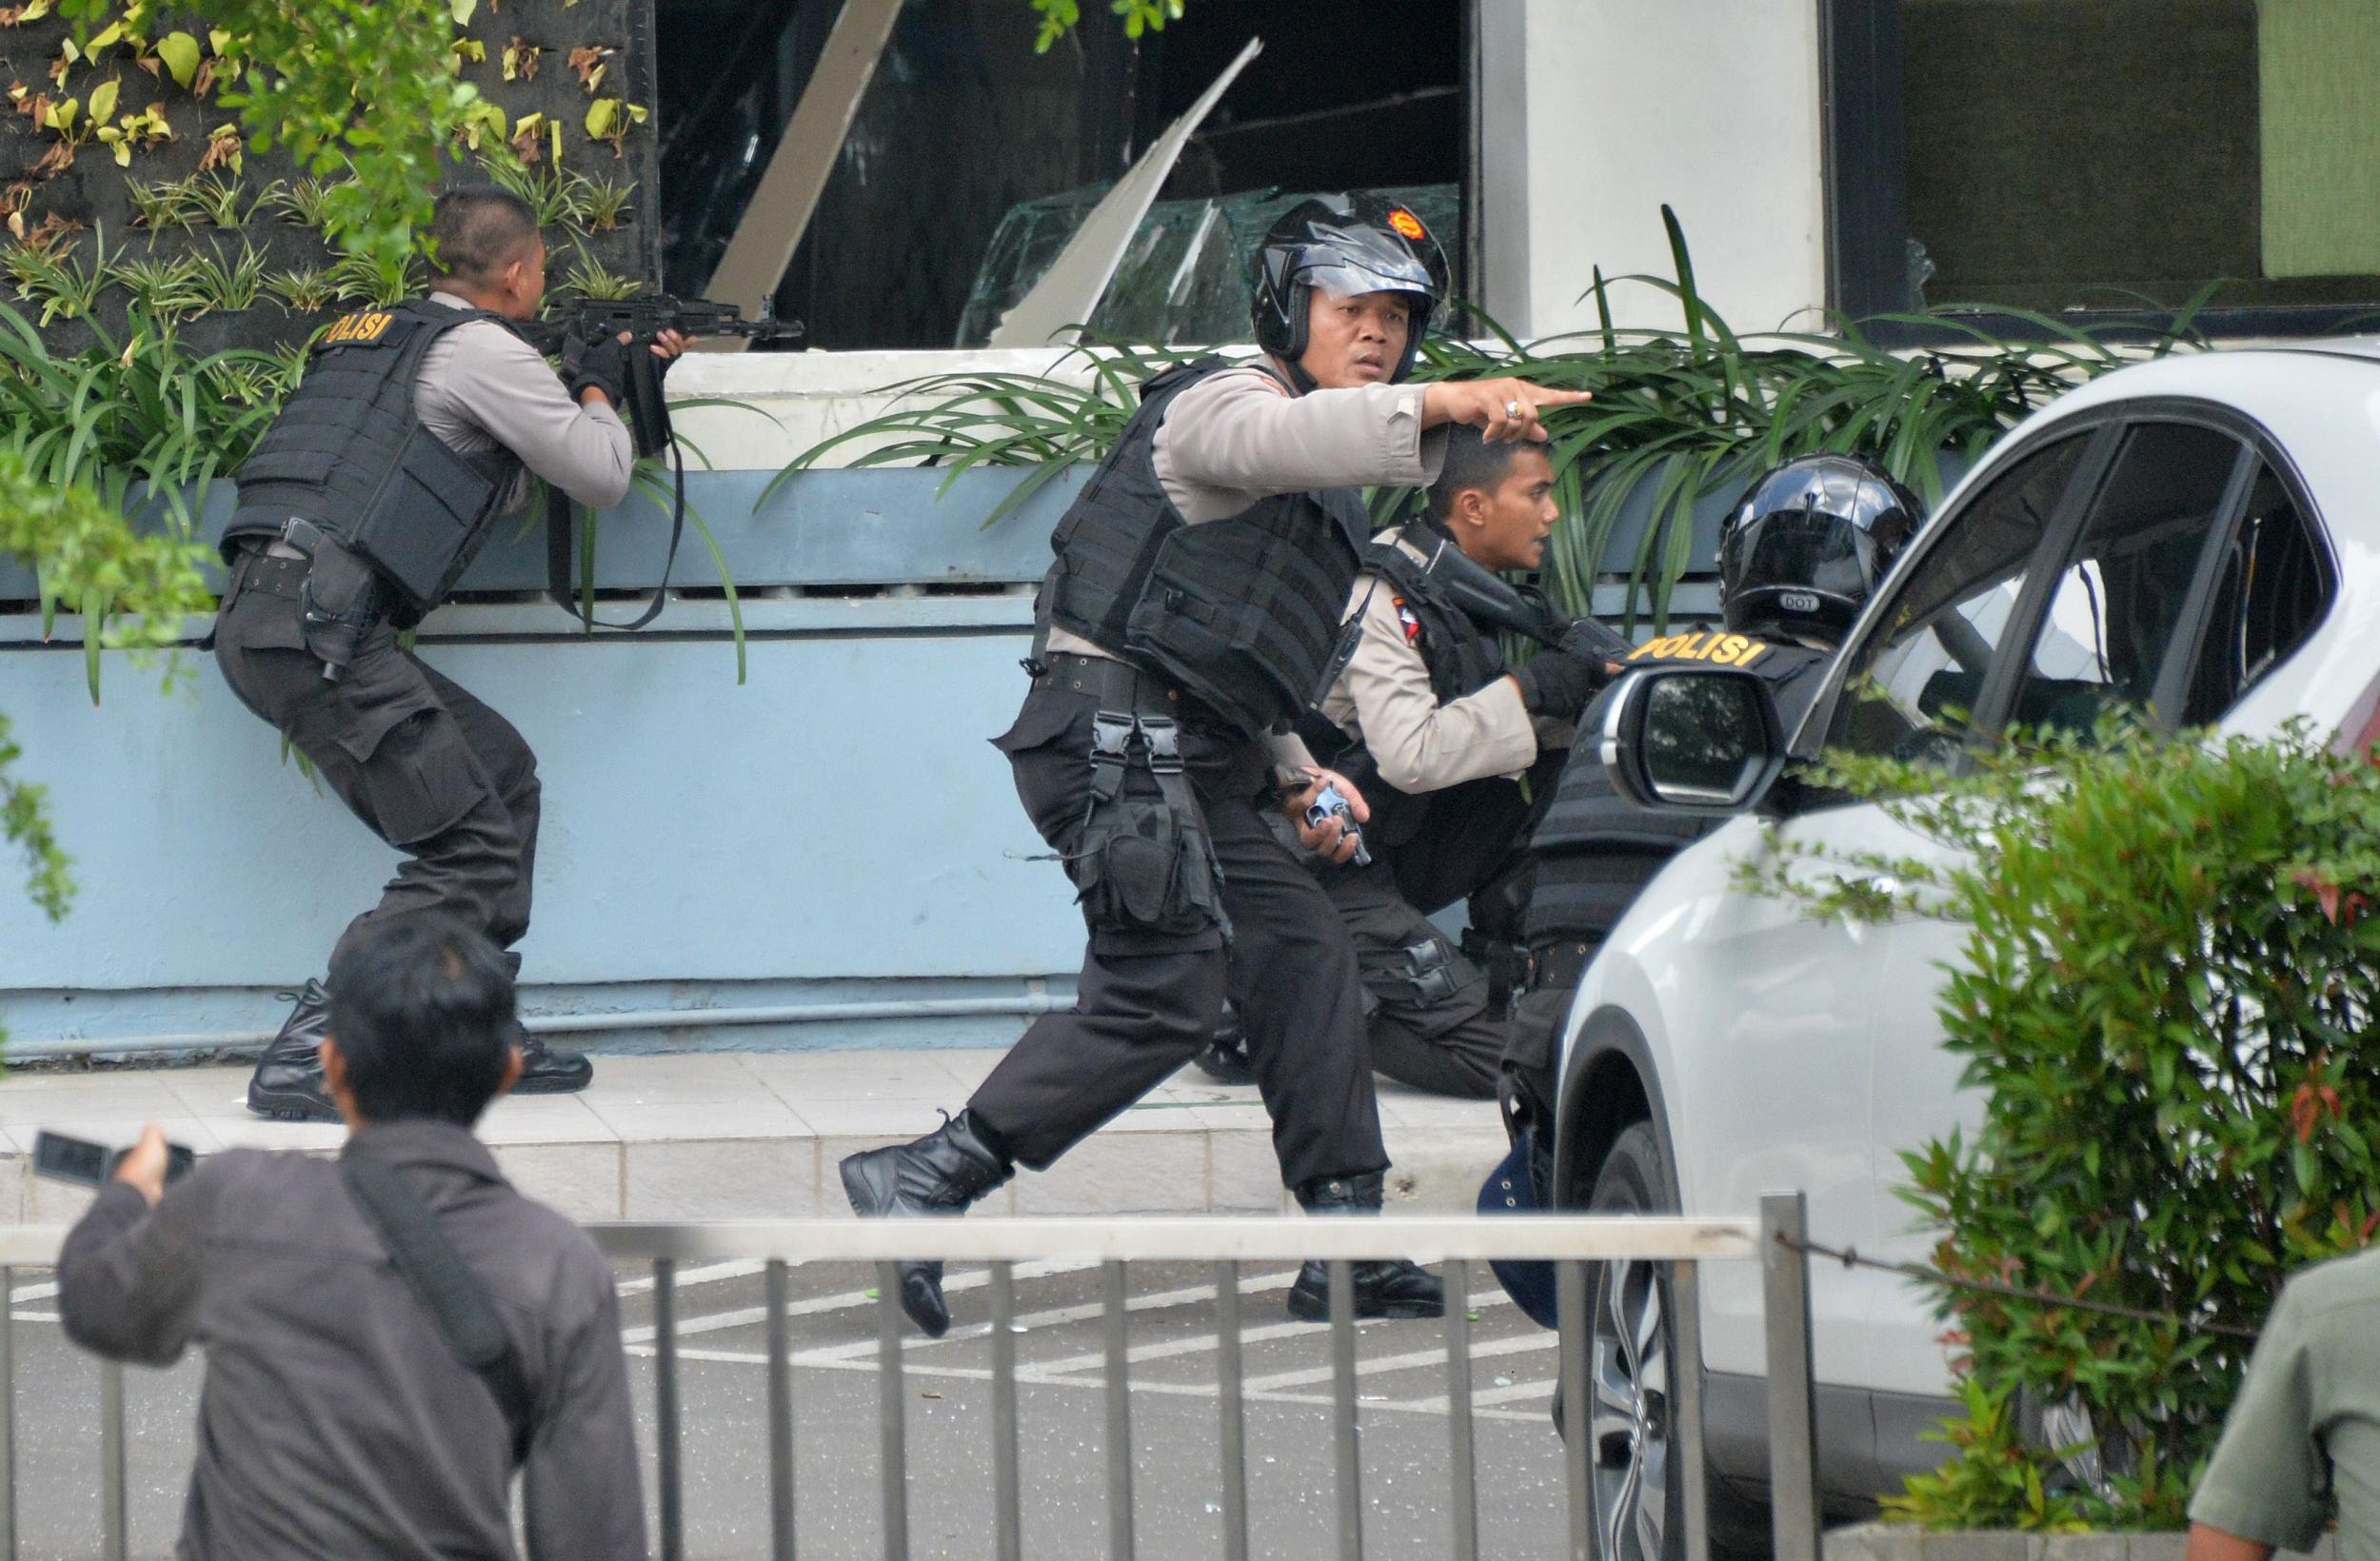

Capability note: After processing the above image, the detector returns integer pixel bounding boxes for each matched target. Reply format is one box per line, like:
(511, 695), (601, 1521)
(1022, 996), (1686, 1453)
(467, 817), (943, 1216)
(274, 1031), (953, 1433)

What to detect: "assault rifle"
(525, 295), (803, 632)
(1416, 534), (1634, 666)
(526, 296), (806, 459)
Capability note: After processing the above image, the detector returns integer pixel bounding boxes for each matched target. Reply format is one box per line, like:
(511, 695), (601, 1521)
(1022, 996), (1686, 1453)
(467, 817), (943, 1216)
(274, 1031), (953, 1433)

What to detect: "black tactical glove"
(562, 330), (631, 405)
(1511, 649), (1603, 719)
(1557, 614), (1632, 665)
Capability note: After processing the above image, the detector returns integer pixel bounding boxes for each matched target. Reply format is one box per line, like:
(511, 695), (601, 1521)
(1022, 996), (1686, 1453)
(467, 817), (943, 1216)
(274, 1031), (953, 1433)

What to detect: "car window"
(1819, 434), (2091, 767)
(2005, 423), (2244, 737)
(2176, 461), (2331, 726)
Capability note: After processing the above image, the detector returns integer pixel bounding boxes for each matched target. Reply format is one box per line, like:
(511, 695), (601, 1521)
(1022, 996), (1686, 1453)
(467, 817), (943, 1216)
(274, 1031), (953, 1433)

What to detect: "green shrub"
(1749, 717), (2380, 1526)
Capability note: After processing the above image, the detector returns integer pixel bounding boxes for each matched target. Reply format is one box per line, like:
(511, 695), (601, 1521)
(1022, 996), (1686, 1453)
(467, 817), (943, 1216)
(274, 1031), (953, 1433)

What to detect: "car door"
(1679, 430), (2106, 1392)
(1856, 415), (2335, 1408)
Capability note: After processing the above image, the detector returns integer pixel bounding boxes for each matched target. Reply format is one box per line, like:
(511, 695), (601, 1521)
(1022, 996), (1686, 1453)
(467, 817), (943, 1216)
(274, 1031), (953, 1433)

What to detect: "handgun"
(1303, 782), (1374, 866)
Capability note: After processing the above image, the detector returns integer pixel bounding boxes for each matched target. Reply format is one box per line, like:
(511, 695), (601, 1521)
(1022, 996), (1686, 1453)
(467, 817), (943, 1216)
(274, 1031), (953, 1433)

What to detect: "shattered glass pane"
(957, 184), (1460, 347)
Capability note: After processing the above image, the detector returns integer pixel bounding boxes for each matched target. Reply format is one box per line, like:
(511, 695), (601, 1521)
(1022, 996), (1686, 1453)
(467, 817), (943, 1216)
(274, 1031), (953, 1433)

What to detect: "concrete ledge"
(1828, 1524), (2332, 1561)
(0, 1048), (1509, 1225)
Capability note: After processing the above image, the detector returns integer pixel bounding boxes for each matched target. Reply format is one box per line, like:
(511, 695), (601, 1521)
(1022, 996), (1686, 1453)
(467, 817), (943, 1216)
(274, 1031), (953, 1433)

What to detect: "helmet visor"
(1728, 509), (1881, 603)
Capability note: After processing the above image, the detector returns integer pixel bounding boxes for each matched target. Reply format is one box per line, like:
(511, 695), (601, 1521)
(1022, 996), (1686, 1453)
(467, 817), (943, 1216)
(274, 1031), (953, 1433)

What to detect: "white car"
(1549, 340), (2380, 1559)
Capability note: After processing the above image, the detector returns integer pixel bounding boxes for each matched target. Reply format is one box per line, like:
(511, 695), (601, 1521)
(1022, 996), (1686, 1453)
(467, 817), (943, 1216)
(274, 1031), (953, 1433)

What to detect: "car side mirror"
(1600, 665), (1789, 811)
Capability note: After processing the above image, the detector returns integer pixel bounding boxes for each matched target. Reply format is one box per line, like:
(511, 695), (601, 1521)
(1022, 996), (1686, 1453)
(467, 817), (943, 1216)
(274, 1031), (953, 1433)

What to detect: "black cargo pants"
(967, 666), (1388, 1190)
(211, 549), (541, 968)
(1306, 771), (1553, 1101)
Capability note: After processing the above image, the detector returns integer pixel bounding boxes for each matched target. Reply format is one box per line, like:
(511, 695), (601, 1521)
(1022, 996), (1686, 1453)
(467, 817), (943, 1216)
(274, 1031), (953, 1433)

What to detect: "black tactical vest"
(222, 300), (521, 626)
(1525, 633), (1833, 946)
(1045, 357), (1370, 737)
(1294, 530), (1512, 850)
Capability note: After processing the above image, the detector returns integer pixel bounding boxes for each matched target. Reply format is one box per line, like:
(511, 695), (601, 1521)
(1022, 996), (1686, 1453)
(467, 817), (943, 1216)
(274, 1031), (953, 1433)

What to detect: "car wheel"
(1584, 1121), (1685, 1561)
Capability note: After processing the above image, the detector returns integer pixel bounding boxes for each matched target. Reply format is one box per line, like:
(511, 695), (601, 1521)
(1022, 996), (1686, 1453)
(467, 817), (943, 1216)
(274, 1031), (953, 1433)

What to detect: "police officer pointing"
(1292, 426), (1611, 1098)
(841, 194), (1592, 1337)
(213, 187), (685, 1120)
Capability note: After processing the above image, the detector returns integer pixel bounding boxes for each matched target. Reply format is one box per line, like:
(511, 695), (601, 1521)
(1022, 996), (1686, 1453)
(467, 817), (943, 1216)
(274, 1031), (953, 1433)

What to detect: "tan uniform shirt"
(1046, 363), (1444, 775)
(417, 290), (635, 513)
(1317, 525), (1546, 793)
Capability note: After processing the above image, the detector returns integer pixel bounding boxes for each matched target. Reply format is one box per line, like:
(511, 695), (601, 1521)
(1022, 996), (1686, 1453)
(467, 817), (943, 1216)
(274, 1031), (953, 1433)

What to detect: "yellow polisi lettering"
(1628, 632), (1775, 666)
(324, 310), (392, 346)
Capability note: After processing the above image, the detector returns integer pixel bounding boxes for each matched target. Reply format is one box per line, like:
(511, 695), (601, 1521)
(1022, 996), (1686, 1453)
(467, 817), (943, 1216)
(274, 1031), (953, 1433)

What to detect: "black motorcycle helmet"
(1718, 453), (1923, 642)
(1252, 192), (1449, 389)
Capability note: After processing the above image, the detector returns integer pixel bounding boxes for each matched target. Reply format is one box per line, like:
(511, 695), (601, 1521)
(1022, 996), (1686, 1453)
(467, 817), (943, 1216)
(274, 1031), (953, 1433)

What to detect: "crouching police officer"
(1493, 453), (1922, 1233)
(841, 194), (1592, 1337)
(1286, 425), (1615, 1099)
(213, 187), (684, 1120)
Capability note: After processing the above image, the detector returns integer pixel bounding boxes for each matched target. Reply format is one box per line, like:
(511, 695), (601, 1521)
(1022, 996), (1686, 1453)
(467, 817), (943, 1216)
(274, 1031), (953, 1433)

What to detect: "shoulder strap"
(342, 1157), (534, 1466)
(1136, 353), (1233, 404)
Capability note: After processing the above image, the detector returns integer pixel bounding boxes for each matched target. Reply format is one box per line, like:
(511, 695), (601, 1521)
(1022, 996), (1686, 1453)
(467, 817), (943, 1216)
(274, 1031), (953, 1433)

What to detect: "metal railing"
(0, 1195), (1822, 1561)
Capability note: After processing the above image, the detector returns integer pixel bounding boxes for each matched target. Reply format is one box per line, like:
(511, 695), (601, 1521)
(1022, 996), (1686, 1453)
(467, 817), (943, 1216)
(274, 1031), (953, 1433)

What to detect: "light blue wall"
(1, 469), (1093, 1059)
(0, 455), (1768, 1061)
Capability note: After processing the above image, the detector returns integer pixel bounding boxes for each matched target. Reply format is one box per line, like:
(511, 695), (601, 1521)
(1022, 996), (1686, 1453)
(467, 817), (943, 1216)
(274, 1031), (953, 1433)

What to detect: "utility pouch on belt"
(1070, 676), (1231, 943)
(286, 521), (381, 682)
(349, 423), (506, 622)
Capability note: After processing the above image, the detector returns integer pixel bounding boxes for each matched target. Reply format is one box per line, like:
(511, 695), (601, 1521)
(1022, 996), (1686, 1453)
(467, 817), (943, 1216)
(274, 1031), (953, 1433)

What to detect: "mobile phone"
(32, 1130), (195, 1189)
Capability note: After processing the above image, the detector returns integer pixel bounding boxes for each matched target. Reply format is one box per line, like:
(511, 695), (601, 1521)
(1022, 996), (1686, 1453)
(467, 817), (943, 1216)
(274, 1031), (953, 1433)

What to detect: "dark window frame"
(1783, 394), (2339, 807)
(1821, 0), (2380, 346)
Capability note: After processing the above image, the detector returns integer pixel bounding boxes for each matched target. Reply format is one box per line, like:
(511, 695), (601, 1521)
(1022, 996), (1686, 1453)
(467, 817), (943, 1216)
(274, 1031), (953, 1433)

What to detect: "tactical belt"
(1032, 651), (1191, 712)
(228, 549), (311, 603)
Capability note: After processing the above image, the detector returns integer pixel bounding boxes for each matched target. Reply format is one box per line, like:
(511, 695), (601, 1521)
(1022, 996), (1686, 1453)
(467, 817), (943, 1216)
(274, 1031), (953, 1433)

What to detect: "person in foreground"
(58, 913), (647, 1561)
(840, 192), (1591, 1337)
(2185, 1243), (2380, 1561)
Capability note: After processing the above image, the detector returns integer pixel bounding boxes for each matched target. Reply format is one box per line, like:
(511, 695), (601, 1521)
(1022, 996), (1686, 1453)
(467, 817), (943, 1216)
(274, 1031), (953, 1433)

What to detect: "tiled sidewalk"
(0, 1049), (1508, 1224)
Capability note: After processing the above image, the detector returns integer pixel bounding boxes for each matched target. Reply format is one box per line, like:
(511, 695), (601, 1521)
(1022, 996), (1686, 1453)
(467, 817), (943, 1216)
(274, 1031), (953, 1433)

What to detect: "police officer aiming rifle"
(214, 186), (685, 1121)
(840, 193), (1592, 1337)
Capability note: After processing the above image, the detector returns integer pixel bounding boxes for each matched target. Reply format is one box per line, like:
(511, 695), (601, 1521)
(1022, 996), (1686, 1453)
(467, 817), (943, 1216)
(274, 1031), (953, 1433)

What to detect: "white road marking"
(1394, 1376), (1560, 1413)
(1015, 1290), (1517, 1381)
(10, 1281), (59, 1304)
(616, 1260), (766, 1296)
(1238, 1332), (1555, 1393)
(789, 1269), (1305, 1363)
(625, 1346), (1557, 1422)
(623, 1256), (1099, 1346)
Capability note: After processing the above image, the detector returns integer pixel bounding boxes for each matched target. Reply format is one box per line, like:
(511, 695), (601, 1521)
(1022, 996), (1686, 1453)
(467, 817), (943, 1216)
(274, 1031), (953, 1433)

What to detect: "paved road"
(4, 1256), (1578, 1558)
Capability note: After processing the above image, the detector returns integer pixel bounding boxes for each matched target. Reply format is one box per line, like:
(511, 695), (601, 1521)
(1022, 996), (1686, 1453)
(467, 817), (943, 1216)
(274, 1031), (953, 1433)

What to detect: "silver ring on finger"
(1504, 399), (1522, 419)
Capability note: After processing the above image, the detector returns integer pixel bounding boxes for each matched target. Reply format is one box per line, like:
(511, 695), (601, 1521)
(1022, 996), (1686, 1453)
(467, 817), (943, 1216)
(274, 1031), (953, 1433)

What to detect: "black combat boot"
(511, 1029), (593, 1094)
(247, 980), (338, 1121)
(1285, 1171), (1446, 1322)
(839, 1112), (1016, 1338)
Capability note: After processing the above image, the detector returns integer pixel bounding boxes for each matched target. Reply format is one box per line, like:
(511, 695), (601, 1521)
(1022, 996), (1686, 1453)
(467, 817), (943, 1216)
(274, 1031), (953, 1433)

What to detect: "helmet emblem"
(1387, 207), (1426, 241)
(1778, 591), (1820, 614)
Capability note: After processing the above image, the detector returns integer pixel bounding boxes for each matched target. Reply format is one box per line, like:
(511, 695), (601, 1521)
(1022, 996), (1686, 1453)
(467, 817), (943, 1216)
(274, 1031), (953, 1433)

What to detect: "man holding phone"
(56, 912), (647, 1560)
